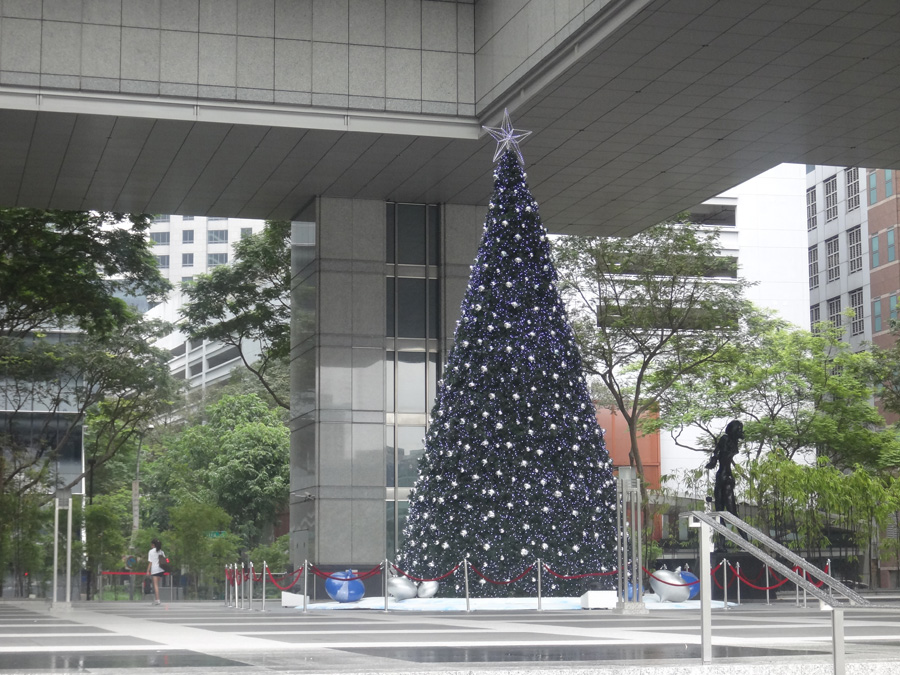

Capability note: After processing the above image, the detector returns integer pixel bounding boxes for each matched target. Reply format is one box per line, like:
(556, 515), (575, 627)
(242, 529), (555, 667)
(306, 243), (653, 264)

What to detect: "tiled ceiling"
(1, 0), (899, 236)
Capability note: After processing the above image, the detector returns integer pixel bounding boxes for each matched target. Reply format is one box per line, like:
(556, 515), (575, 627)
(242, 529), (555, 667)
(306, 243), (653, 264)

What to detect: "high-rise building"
(144, 216), (266, 390)
(867, 169), (900, 353)
(806, 166), (871, 351)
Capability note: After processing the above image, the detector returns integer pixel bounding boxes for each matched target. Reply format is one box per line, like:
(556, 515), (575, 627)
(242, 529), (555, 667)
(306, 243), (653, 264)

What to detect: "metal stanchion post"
(383, 559), (389, 613)
(736, 562), (741, 606)
(536, 559), (542, 612)
(225, 566), (230, 607)
(249, 562), (254, 611)
(240, 562), (245, 609)
(833, 607), (845, 675)
(302, 560), (309, 614)
(234, 563), (239, 608)
(828, 559), (833, 602)
(262, 561), (266, 612)
(464, 560), (471, 613)
(765, 565), (770, 605)
(723, 558), (728, 610)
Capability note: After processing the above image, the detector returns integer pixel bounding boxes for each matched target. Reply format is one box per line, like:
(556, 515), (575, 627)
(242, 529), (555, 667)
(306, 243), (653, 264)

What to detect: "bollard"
(765, 565), (770, 606)
(722, 558), (728, 610)
(249, 562), (254, 611)
(262, 561), (266, 612)
(536, 559), (542, 612)
(464, 560), (471, 613)
(383, 559), (389, 613)
(240, 562), (245, 610)
(736, 562), (741, 606)
(303, 560), (309, 613)
(225, 566), (230, 607)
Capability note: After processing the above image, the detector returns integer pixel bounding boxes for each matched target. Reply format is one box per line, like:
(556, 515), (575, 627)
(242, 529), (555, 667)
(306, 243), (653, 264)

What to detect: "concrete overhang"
(1, 0), (899, 236)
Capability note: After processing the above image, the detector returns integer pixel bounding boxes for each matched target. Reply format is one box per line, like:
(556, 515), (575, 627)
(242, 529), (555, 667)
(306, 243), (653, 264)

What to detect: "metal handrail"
(684, 510), (868, 607)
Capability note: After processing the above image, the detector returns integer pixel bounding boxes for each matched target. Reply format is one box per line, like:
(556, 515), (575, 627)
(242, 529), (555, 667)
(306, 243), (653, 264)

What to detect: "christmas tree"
(398, 113), (617, 597)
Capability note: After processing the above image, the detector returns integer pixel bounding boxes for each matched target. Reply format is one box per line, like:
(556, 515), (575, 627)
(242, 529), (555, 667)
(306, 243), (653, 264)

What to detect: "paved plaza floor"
(1, 598), (900, 674)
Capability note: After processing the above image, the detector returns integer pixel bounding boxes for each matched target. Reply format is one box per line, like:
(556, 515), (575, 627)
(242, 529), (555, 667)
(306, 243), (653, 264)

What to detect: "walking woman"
(146, 538), (166, 605)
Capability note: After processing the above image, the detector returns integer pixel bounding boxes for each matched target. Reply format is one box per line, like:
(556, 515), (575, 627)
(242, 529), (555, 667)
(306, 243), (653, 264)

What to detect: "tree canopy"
(655, 313), (900, 468)
(180, 221), (291, 409)
(0, 209), (170, 337)
(554, 221), (753, 485)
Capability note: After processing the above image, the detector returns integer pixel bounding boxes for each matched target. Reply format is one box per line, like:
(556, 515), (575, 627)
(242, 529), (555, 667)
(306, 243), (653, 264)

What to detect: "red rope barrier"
(309, 564), (382, 581)
(265, 567), (304, 591)
(468, 563), (534, 585)
(391, 563), (460, 582)
(543, 564), (618, 580)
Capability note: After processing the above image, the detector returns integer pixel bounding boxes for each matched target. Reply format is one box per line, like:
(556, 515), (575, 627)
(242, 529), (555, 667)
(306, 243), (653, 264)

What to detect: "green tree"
(181, 222), (291, 409)
(1, 315), (180, 499)
(553, 221), (753, 488)
(168, 502), (239, 599)
(657, 313), (898, 467)
(84, 498), (128, 596)
(0, 209), (170, 337)
(142, 394), (289, 548)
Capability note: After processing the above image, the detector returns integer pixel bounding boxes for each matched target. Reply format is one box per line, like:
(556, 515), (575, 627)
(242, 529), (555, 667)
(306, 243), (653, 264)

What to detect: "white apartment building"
(145, 216), (266, 390)
(806, 166), (871, 352)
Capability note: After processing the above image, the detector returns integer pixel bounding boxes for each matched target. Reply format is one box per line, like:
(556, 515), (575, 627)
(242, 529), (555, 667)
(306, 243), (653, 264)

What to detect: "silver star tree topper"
(483, 109), (532, 166)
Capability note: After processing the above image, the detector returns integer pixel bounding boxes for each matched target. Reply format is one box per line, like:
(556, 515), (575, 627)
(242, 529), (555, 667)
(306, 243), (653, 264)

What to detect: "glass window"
(397, 426), (425, 487)
(887, 169), (894, 198)
(846, 168), (859, 211)
(397, 204), (426, 265)
(806, 187), (817, 231)
(427, 204), (440, 265)
(874, 299), (882, 332)
(847, 226), (862, 274)
(155, 255), (169, 269)
(827, 296), (842, 329)
(241, 227), (252, 238)
(385, 351), (395, 412)
(386, 203), (396, 264)
(149, 231), (170, 245)
(397, 278), (427, 338)
(153, 215), (169, 223)
(428, 278), (440, 339)
(892, 295), (898, 322)
(182, 215), (194, 221)
(889, 228), (896, 263)
(825, 236), (839, 282)
(208, 229), (228, 244)
(181, 276), (193, 284)
(810, 304), (820, 332)
(386, 278), (395, 337)
(182, 252), (194, 267)
(208, 252), (228, 267)
(869, 172), (878, 205)
(872, 235), (880, 267)
(396, 351), (426, 413)
(850, 288), (864, 336)
(385, 428), (395, 487)
(182, 229), (194, 244)
(824, 175), (838, 222)
(808, 246), (819, 290)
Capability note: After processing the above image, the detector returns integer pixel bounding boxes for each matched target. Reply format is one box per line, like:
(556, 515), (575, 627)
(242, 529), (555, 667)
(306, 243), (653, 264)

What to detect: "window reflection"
(385, 426), (395, 487)
(397, 278), (426, 338)
(397, 352), (426, 413)
(397, 426), (425, 487)
(397, 204), (426, 264)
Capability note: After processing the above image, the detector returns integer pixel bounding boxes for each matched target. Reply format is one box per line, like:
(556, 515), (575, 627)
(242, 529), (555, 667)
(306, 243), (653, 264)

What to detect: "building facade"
(806, 166), (871, 351)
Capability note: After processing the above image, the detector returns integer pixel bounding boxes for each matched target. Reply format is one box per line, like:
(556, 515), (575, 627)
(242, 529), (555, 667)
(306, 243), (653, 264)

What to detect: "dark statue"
(706, 420), (743, 518)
